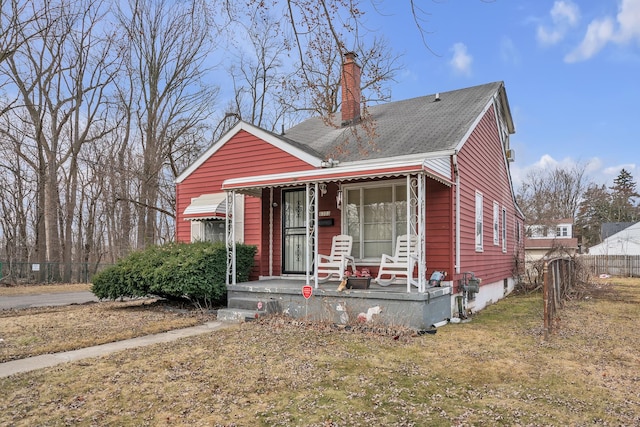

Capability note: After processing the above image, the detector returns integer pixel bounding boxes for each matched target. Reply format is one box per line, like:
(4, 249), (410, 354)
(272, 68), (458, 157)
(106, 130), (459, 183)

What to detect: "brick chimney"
(341, 51), (361, 126)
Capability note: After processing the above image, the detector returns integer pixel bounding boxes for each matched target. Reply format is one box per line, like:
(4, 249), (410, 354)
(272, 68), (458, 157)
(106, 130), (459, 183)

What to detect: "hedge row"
(91, 241), (257, 308)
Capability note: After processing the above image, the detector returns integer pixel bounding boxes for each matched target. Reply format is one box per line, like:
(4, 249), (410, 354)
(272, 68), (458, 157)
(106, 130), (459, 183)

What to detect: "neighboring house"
(524, 219), (579, 278)
(525, 219), (579, 258)
(175, 52), (524, 327)
(600, 222), (636, 241)
(588, 221), (640, 255)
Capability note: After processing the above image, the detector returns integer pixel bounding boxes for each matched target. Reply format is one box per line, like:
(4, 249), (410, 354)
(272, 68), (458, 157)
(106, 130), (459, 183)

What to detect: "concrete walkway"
(0, 321), (230, 378)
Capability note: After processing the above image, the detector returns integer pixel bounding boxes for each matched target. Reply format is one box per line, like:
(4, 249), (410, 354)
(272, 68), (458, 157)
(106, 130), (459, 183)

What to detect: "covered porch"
(218, 155), (457, 328)
(223, 156), (455, 284)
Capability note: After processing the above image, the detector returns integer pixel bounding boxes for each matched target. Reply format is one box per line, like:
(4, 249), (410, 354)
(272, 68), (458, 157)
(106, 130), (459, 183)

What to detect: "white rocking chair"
(316, 235), (356, 283)
(375, 234), (418, 287)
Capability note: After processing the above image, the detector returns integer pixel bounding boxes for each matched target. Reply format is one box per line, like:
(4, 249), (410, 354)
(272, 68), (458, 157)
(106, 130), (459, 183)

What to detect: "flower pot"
(347, 277), (371, 289)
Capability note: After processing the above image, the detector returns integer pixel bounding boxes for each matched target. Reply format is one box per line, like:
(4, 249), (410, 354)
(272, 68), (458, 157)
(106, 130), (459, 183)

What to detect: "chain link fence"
(0, 261), (113, 285)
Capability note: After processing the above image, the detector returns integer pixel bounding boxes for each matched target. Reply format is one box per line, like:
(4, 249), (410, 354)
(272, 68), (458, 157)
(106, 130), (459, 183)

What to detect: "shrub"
(91, 241), (257, 308)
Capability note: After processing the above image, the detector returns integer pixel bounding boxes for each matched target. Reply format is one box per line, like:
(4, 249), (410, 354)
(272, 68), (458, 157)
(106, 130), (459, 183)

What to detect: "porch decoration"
(356, 305), (382, 323)
(428, 271), (447, 287)
(337, 268), (371, 290)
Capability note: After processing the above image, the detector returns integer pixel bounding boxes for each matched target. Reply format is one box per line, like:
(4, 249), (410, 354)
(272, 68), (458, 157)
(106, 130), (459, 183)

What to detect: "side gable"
(456, 100), (524, 282)
(176, 121), (324, 184)
(455, 85), (523, 220)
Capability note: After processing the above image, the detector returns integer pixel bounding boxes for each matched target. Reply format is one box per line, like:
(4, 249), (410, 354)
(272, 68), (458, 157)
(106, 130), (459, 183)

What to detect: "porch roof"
(221, 154), (454, 194)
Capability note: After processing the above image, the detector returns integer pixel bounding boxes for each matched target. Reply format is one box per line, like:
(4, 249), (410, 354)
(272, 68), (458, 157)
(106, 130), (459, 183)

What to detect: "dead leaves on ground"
(0, 299), (215, 362)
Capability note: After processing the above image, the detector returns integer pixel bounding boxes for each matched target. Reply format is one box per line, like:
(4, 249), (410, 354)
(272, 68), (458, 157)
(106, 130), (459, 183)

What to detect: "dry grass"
(1, 278), (639, 426)
(0, 298), (215, 363)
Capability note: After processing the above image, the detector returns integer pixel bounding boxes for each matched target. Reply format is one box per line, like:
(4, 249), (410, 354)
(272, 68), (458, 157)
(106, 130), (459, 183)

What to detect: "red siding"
(425, 179), (455, 277)
(177, 130), (314, 241)
(456, 105), (524, 285)
(176, 130), (316, 278)
(259, 183), (344, 276)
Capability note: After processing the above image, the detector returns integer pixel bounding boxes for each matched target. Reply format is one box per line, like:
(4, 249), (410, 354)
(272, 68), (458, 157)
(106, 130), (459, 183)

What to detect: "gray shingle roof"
(283, 81), (505, 162)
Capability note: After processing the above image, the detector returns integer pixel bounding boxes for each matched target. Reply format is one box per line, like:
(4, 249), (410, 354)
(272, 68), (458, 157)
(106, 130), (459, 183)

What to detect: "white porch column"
(225, 190), (236, 286)
(269, 188), (274, 277)
(305, 183), (319, 287)
(416, 174), (426, 292)
(408, 174), (427, 292)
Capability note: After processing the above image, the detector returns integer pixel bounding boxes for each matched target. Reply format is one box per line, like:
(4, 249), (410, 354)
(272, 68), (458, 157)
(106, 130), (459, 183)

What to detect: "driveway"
(0, 291), (99, 310)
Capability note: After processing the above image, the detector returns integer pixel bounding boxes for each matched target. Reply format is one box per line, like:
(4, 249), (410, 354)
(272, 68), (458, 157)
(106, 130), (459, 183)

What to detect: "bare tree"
(1, 0), (117, 280)
(223, 10), (293, 132)
(0, 0), (445, 281)
(516, 163), (591, 227)
(115, 0), (219, 249)
(224, 1), (402, 121)
(0, 123), (36, 273)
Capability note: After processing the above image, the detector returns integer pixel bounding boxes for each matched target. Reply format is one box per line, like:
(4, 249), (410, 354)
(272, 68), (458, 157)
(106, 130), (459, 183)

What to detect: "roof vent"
(434, 93), (441, 102)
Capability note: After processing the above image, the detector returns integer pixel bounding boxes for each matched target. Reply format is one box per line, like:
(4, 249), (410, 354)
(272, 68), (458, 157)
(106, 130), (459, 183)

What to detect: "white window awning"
(183, 193), (227, 220)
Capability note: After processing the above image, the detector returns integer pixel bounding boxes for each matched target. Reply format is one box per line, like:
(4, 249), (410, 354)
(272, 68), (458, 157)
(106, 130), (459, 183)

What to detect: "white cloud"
(500, 37), (520, 65)
(536, 0), (581, 45)
(565, 17), (616, 62)
(565, 0), (640, 62)
(616, 0), (640, 41)
(449, 43), (472, 76)
(603, 163), (638, 177)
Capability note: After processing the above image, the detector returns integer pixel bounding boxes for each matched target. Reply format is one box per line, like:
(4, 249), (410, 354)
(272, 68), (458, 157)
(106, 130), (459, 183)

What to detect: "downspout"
(453, 152), (461, 275)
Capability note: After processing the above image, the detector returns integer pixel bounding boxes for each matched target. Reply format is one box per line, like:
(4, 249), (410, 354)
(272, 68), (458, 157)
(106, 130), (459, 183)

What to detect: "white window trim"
(343, 179), (409, 262)
(493, 202), (499, 246)
(189, 194), (245, 243)
(475, 191), (483, 252)
(502, 206), (507, 253)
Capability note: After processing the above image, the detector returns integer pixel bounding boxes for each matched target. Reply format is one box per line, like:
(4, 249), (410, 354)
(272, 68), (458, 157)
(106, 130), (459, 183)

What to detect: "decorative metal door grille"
(283, 189), (306, 273)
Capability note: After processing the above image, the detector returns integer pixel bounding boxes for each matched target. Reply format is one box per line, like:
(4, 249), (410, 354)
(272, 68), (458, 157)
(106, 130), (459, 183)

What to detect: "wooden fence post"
(543, 260), (550, 340)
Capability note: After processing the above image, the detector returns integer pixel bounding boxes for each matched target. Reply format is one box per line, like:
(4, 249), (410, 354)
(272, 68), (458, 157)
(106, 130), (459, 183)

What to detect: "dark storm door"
(282, 189), (306, 274)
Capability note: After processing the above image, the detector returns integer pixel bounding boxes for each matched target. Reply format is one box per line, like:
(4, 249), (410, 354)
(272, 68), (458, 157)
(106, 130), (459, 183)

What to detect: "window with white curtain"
(345, 181), (407, 260)
(475, 191), (484, 252)
(204, 220), (226, 243)
(191, 220), (225, 243)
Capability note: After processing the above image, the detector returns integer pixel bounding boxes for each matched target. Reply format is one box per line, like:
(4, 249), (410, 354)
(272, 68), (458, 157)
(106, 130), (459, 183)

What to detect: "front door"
(282, 189), (306, 274)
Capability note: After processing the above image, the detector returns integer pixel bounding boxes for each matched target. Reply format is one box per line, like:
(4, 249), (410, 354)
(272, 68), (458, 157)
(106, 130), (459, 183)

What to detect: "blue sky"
(359, 0), (640, 190)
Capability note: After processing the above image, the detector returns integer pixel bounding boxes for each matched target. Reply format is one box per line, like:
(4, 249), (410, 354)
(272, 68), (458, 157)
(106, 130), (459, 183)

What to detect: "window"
(345, 181), (407, 260)
(475, 191), (483, 251)
(556, 226), (569, 237)
(515, 219), (521, 243)
(191, 220), (225, 243)
(204, 220), (226, 243)
(187, 193), (245, 244)
(502, 207), (507, 253)
(493, 202), (500, 245)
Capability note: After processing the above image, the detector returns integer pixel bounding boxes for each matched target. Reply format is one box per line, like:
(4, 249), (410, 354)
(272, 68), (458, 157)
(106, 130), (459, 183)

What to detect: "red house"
(176, 53), (524, 329)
